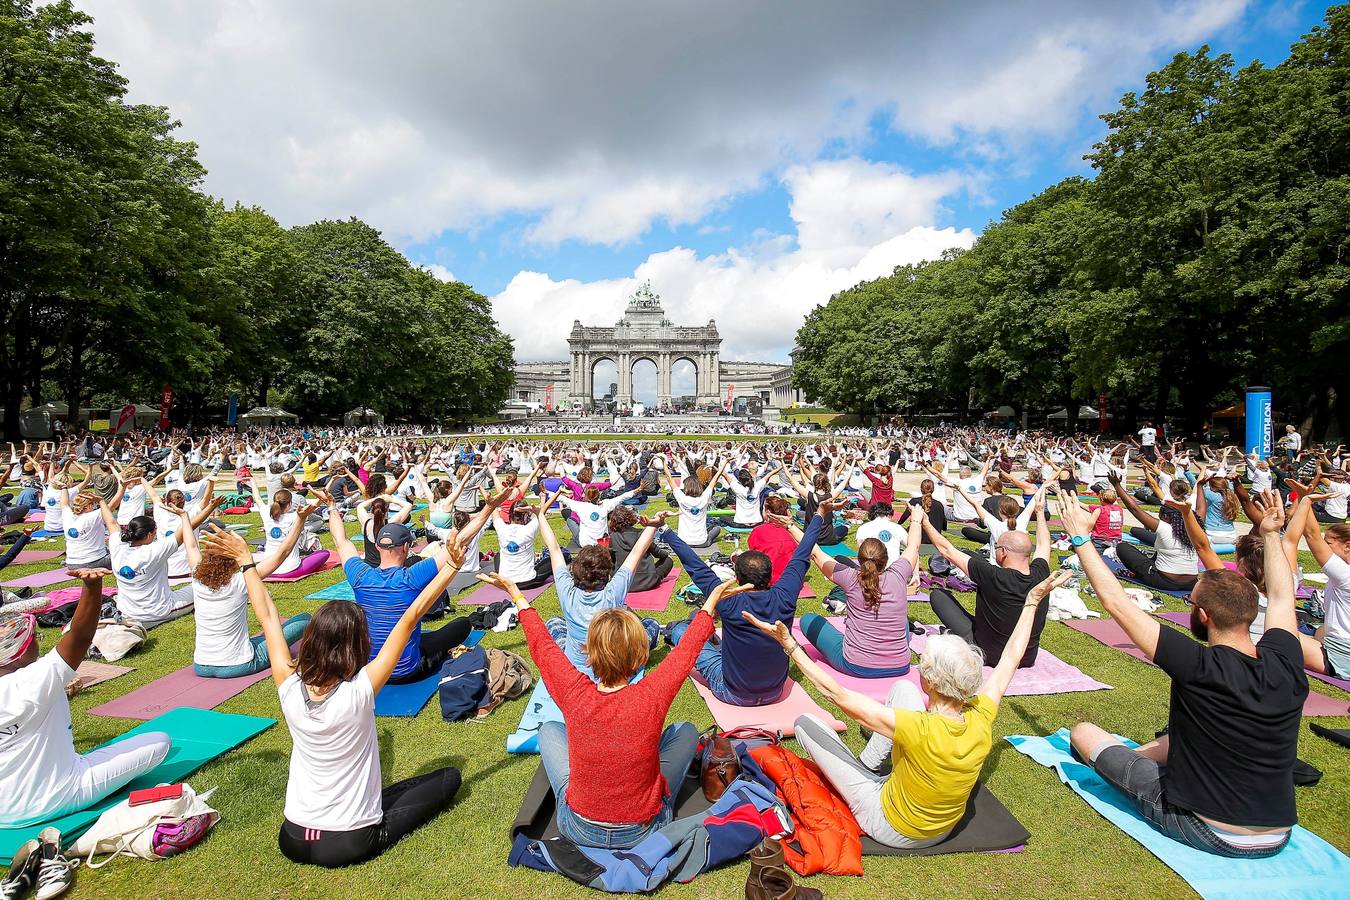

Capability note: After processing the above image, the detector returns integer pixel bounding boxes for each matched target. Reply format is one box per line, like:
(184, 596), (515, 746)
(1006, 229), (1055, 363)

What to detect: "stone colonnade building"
(508, 287), (805, 412)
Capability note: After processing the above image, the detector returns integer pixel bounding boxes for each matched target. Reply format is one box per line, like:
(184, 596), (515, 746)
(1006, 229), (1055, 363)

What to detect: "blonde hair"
(584, 608), (650, 687)
(918, 634), (984, 703)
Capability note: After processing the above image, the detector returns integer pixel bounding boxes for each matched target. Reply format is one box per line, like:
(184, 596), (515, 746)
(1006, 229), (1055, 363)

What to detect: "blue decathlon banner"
(1245, 387), (1272, 459)
(227, 393), (239, 425)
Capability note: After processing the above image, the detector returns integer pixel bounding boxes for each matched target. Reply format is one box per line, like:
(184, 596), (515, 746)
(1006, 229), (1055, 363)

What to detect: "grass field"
(9, 495), (1348, 899)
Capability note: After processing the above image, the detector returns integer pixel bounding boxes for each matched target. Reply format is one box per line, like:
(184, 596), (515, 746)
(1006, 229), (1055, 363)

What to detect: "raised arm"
(56, 568), (112, 669)
(1166, 497), (1222, 571)
(318, 489), (361, 563)
(256, 502), (320, 579)
(1108, 472), (1159, 531)
(536, 487), (568, 577)
(920, 517), (972, 576)
(1060, 493), (1161, 658)
(981, 570), (1069, 702)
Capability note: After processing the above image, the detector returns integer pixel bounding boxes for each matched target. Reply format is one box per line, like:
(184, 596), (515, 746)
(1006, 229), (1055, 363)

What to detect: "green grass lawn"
(9, 497), (1348, 899)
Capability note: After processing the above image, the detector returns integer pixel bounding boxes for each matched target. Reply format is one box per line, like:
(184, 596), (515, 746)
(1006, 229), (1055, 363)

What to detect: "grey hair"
(918, 634), (985, 704)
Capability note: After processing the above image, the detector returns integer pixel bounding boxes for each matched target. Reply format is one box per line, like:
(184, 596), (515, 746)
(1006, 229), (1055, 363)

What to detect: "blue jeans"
(193, 614), (310, 678)
(669, 615), (787, 706)
(800, 613), (910, 677)
(538, 719), (698, 849)
(546, 615), (661, 654)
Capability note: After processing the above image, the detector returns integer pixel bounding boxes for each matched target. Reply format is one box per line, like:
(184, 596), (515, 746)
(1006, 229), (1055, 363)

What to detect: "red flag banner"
(159, 385), (173, 430)
(114, 404), (136, 435)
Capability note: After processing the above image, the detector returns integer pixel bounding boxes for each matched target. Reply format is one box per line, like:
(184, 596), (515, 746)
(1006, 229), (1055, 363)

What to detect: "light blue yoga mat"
(506, 678), (561, 754)
(305, 580), (355, 601)
(820, 543), (856, 558)
(0, 708), (274, 864)
(373, 630), (483, 717)
(1007, 729), (1350, 899)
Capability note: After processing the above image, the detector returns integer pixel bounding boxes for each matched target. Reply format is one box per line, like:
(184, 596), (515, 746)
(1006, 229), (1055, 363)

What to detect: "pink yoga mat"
(791, 617), (1111, 703)
(458, 581), (550, 606)
(89, 664), (273, 721)
(39, 585), (115, 609)
(69, 661), (133, 691)
(24, 511), (43, 523)
(1157, 611), (1350, 694)
(2, 568), (74, 589)
(12, 550), (63, 565)
(1063, 617), (1349, 716)
(263, 554), (339, 583)
(690, 674), (845, 737)
(799, 583), (816, 599)
(625, 570), (680, 611)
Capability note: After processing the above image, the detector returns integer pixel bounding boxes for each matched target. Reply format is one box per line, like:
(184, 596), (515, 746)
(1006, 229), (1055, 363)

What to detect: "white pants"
(18, 732), (171, 826)
(793, 681), (946, 850)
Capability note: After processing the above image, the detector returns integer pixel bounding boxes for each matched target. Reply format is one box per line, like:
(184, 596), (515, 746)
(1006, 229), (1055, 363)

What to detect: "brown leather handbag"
(700, 730), (741, 802)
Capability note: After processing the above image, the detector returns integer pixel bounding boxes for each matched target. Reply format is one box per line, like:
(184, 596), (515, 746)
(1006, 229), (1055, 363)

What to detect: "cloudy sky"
(77, 0), (1328, 364)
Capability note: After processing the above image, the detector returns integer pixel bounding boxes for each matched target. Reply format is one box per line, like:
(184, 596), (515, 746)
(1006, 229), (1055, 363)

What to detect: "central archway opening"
(591, 358), (617, 408)
(630, 358), (657, 407)
(671, 357), (697, 408)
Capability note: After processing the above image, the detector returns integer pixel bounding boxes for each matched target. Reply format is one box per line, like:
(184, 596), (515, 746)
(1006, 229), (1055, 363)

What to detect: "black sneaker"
(34, 828), (76, 900)
(1, 839), (39, 900)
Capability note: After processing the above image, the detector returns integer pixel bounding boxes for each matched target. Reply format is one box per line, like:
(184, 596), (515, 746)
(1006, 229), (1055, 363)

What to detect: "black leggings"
(928, 588), (975, 643)
(630, 555), (675, 593)
(961, 526), (991, 545)
(1115, 543), (1197, 592)
(387, 618), (474, 684)
(278, 766), (461, 868)
(1129, 527), (1156, 546)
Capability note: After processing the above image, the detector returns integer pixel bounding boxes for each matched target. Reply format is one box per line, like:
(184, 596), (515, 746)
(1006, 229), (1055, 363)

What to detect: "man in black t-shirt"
(1063, 491), (1307, 858)
(920, 503), (1052, 668)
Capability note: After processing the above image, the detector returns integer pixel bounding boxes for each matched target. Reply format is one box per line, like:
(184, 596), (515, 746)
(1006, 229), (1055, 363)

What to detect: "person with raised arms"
(0, 569), (171, 896)
(199, 528), (466, 868)
(743, 563), (1069, 848)
(1064, 490), (1306, 858)
(480, 569), (752, 849)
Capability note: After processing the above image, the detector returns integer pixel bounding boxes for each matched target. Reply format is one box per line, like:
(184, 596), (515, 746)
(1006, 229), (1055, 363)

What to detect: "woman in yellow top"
(745, 527), (1069, 849)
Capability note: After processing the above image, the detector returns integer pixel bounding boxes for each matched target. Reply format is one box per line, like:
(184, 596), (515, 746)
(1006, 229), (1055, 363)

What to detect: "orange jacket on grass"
(750, 743), (864, 876)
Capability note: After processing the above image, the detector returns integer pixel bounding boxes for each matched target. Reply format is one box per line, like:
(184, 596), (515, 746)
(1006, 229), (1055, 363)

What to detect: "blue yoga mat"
(373, 630), (483, 717)
(506, 678), (561, 754)
(0, 708), (274, 864)
(305, 581), (355, 601)
(820, 543), (856, 558)
(1007, 729), (1350, 899)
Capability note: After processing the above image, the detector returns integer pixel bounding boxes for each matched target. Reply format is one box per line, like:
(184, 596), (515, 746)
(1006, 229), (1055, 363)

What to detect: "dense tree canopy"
(795, 4), (1350, 438)
(0, 0), (513, 438)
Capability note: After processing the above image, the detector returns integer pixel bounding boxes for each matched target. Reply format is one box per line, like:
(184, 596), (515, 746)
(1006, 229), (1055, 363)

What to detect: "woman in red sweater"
(479, 571), (749, 848)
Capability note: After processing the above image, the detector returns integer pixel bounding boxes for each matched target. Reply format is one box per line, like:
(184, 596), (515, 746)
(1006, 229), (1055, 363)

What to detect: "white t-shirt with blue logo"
(856, 516), (906, 563)
(110, 536), (179, 623)
(492, 517), (540, 582)
(260, 509), (301, 574)
(116, 483), (148, 526)
(674, 484), (716, 547)
(559, 496), (625, 547)
(62, 508), (107, 566)
(41, 485), (72, 532)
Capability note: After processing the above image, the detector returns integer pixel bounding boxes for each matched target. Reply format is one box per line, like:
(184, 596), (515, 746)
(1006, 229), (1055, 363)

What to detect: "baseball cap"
(376, 523), (414, 549)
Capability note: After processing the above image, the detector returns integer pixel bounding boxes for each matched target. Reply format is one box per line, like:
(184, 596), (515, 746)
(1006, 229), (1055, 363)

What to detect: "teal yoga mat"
(820, 543), (856, 558)
(506, 678), (561, 754)
(0, 708), (275, 863)
(305, 580), (355, 601)
(1007, 729), (1350, 899)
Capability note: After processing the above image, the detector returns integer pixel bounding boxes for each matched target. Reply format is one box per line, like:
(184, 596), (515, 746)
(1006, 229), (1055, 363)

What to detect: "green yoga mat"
(0, 708), (275, 863)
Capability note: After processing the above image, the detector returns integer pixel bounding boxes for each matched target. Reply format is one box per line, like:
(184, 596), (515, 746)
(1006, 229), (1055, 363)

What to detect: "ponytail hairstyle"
(997, 495), (1020, 527)
(737, 469), (754, 492)
(811, 473), (830, 496)
(370, 497), (389, 535)
(1158, 480), (1194, 552)
(857, 537), (888, 610)
(919, 478), (935, 514)
(366, 474), (387, 498)
(270, 488), (293, 521)
(1234, 534), (1266, 593)
(121, 515), (157, 544)
(1208, 477), (1240, 522)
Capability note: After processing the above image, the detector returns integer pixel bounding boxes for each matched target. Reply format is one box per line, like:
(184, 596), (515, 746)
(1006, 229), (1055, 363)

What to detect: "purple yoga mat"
(1064, 617), (1349, 716)
(626, 569), (680, 611)
(89, 664), (273, 721)
(1157, 610), (1350, 694)
(458, 581), (550, 607)
(2, 568), (74, 589)
(790, 617), (1111, 703)
(12, 550), (63, 565)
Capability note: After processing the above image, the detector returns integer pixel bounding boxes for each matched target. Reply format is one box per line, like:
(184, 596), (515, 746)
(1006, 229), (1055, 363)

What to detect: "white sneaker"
(34, 828), (76, 900)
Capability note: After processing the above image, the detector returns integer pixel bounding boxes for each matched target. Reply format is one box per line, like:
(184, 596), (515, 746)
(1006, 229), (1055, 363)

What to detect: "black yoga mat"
(1310, 722), (1350, 750)
(511, 764), (1029, 857)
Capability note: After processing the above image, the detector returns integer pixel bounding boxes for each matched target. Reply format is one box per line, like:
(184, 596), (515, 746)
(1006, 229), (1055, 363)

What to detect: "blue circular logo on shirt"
(691, 507), (701, 516)
(123, 493), (131, 503)
(269, 526), (283, 539)
(118, 565), (136, 580)
(67, 527), (79, 538)
(589, 511), (600, 521)
(879, 530), (893, 542)
(506, 541), (520, 553)
(46, 498), (57, 506)
(166, 531), (175, 539)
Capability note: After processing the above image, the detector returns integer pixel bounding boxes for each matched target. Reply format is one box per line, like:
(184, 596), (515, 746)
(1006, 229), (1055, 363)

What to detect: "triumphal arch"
(565, 285), (723, 410)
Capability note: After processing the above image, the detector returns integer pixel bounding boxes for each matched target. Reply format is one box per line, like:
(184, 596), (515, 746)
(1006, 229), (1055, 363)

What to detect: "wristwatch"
(1069, 534), (1089, 548)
